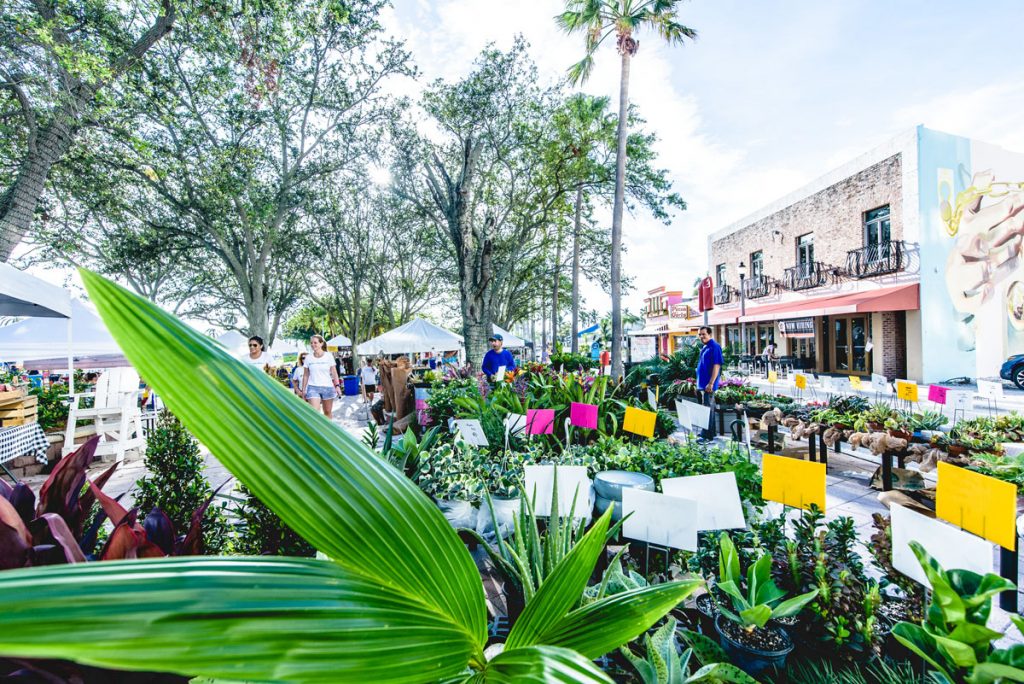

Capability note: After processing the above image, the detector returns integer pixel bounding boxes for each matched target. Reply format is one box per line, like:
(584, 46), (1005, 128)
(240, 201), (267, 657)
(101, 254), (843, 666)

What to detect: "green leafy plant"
(233, 482), (316, 557)
(133, 410), (231, 555)
(0, 271), (703, 682)
(715, 532), (818, 631)
(28, 382), (70, 433)
(907, 410), (949, 432)
(892, 541), (1024, 683)
(621, 618), (758, 684)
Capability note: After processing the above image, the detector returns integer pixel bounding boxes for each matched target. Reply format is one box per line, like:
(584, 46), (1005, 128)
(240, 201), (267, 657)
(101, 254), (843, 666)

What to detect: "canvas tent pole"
(67, 316), (74, 395)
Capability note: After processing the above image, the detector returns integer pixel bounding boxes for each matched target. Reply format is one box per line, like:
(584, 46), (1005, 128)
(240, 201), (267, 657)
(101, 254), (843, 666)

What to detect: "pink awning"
(737, 284), (919, 323)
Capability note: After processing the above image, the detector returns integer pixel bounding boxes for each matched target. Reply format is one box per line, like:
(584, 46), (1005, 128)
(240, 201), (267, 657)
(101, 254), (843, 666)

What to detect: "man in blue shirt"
(481, 333), (516, 379)
(696, 326), (723, 440)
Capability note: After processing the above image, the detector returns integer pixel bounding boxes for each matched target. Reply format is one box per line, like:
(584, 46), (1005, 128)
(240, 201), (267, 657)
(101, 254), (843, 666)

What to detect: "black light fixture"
(738, 261), (747, 280)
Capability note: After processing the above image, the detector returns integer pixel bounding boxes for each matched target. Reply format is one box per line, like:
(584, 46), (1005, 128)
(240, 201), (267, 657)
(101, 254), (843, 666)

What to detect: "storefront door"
(831, 315), (871, 374)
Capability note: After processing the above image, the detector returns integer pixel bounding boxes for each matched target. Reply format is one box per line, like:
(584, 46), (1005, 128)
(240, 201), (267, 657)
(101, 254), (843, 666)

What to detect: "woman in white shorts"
(301, 335), (340, 418)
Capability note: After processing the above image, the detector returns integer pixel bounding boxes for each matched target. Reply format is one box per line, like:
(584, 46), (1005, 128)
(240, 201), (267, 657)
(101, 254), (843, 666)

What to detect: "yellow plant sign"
(896, 380), (919, 402)
(623, 406), (656, 438)
(761, 454), (826, 511)
(849, 376), (863, 390)
(794, 373), (807, 390)
(936, 461), (1017, 550)
(767, 370), (778, 384)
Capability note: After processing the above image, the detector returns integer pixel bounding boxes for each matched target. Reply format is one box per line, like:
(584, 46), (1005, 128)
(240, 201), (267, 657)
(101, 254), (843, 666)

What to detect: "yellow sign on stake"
(936, 461), (1017, 550)
(623, 406), (657, 438)
(767, 370), (778, 384)
(794, 373), (807, 390)
(849, 376), (863, 390)
(896, 380), (919, 403)
(761, 454), (826, 511)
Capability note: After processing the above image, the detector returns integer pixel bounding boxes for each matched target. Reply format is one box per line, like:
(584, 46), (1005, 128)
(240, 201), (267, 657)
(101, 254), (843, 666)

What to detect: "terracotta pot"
(947, 443), (968, 457)
(888, 429), (913, 441)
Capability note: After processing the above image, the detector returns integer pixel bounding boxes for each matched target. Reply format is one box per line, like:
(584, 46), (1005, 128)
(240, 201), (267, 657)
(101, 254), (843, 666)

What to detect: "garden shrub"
(133, 411), (232, 555)
(234, 483), (316, 557)
(29, 382), (70, 433)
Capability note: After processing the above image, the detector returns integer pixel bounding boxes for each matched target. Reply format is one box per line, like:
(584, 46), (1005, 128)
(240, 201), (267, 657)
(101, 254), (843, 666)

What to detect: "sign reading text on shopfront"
(670, 303), (694, 320)
(779, 318), (814, 337)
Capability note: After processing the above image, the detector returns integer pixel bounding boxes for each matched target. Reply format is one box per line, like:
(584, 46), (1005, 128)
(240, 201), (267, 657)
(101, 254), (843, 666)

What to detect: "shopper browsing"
(360, 358), (378, 402)
(481, 333), (516, 380)
(696, 326), (723, 440)
(302, 335), (340, 418)
(291, 352), (307, 398)
(243, 336), (271, 368)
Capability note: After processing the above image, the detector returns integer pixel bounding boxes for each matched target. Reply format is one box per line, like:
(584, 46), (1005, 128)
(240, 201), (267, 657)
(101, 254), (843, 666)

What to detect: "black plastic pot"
(695, 593), (718, 636)
(715, 615), (793, 678)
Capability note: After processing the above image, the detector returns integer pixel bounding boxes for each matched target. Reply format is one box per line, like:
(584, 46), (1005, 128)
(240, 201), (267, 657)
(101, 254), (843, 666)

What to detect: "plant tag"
(495, 365), (506, 380)
(794, 373), (807, 389)
(621, 488), (698, 551)
(569, 402), (598, 430)
(927, 384), (947, 404)
(891, 504), (994, 587)
(767, 370), (778, 384)
(936, 461), (1017, 549)
(623, 406), (657, 438)
(896, 380), (919, 402)
(977, 379), (1004, 401)
(687, 401), (711, 432)
(674, 400), (691, 428)
(525, 408), (555, 435)
(662, 472), (745, 531)
(849, 375), (863, 390)
(872, 373), (890, 393)
(761, 453), (825, 511)
(523, 465), (590, 517)
(452, 419), (488, 447)
(504, 413), (526, 436)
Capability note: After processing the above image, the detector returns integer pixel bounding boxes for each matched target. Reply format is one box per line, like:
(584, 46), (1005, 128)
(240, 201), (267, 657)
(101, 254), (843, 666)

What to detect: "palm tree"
(557, 0), (696, 378)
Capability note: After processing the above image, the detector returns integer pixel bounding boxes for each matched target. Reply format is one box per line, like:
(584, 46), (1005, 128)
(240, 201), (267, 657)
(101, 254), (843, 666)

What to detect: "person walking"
(302, 335), (340, 418)
(291, 352), (307, 398)
(481, 333), (516, 380)
(360, 358), (378, 403)
(599, 347), (611, 376)
(696, 326), (723, 441)
(243, 336), (271, 369)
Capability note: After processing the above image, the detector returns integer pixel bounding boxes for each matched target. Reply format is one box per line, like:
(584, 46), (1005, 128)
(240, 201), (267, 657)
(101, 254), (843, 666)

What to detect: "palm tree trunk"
(570, 183), (583, 354)
(610, 49), (631, 379)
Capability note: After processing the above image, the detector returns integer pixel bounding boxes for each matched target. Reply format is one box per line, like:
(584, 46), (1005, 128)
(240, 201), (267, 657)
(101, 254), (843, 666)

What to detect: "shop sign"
(630, 335), (657, 362)
(779, 318), (814, 336)
(670, 303), (693, 319)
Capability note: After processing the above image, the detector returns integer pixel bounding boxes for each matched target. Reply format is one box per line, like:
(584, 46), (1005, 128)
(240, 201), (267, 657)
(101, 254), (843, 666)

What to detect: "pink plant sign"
(526, 408), (555, 435)
(570, 402), (599, 430)
(928, 385), (948, 405)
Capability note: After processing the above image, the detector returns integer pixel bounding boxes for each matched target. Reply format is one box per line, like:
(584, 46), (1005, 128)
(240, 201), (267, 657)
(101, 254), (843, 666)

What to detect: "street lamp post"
(738, 261), (747, 356)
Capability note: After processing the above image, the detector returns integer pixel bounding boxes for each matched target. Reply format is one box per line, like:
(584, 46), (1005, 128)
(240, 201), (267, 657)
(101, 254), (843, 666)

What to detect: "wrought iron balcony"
(713, 284), (734, 305)
(845, 240), (905, 279)
(741, 274), (775, 300)
(782, 261), (832, 291)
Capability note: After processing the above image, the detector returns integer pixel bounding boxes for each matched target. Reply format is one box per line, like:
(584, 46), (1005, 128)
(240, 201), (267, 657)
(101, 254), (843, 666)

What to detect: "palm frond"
(567, 53), (597, 85)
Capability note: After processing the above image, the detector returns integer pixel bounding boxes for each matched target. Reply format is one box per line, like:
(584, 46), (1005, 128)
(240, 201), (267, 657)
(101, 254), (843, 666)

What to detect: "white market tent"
(0, 299), (123, 362)
(215, 330), (250, 357)
(0, 263), (71, 319)
(326, 333), (352, 348)
(357, 318), (463, 356)
(492, 324), (526, 349)
(269, 337), (311, 360)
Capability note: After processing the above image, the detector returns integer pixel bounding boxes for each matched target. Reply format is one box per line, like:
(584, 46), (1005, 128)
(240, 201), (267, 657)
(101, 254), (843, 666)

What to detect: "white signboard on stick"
(674, 400), (691, 430)
(872, 374), (890, 394)
(688, 401), (711, 432)
(977, 379), (1004, 401)
(890, 504), (994, 587)
(621, 488), (698, 551)
(504, 413), (526, 436)
(523, 465), (591, 518)
(661, 472), (746, 531)
(452, 419), (489, 447)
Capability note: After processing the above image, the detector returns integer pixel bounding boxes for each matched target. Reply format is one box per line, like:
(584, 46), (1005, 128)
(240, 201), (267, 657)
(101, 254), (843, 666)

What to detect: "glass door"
(834, 318), (849, 371)
(851, 316), (868, 372)
(832, 315), (871, 374)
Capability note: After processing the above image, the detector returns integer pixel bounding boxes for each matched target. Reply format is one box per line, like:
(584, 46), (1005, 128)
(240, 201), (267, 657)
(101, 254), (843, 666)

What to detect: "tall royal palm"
(557, 0), (696, 378)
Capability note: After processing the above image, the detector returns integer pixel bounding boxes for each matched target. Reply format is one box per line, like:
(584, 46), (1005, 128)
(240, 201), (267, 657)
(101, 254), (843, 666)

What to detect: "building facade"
(706, 126), (1024, 383)
(632, 285), (701, 360)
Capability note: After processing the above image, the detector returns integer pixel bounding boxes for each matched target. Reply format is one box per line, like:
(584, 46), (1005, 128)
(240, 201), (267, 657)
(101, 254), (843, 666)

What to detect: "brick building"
(705, 125), (1024, 384)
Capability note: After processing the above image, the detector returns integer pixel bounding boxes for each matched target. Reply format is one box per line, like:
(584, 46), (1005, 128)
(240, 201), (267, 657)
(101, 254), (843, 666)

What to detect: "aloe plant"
(0, 271), (701, 682)
(715, 532), (818, 631)
(620, 618), (758, 683)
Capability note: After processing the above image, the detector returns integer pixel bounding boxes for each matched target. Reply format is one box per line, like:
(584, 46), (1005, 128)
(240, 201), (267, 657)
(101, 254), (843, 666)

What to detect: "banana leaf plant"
(0, 271), (702, 683)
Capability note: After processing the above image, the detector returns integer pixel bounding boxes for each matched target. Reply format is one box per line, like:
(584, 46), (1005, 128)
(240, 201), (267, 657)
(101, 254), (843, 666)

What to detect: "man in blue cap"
(481, 333), (516, 379)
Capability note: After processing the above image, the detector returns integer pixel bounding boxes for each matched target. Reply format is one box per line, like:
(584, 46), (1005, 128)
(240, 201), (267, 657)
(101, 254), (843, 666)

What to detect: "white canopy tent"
(0, 299), (123, 363)
(492, 324), (526, 349)
(356, 318), (463, 356)
(0, 263), (72, 319)
(215, 330), (250, 357)
(326, 333), (352, 348)
(269, 337), (311, 360)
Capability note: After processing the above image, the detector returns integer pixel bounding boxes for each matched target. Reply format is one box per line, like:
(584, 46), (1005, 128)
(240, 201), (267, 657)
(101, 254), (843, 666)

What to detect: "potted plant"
(712, 532), (818, 677)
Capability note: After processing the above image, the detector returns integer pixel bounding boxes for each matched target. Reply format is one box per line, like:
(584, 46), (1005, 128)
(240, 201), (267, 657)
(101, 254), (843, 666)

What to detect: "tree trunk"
(540, 291), (547, 363)
(551, 222), (563, 354)
(0, 117), (77, 260)
(570, 184), (583, 354)
(610, 49), (632, 379)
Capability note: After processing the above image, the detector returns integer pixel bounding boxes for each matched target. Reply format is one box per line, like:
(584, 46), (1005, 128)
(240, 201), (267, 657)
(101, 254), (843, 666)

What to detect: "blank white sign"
(661, 472), (746, 531)
(523, 465), (591, 518)
(504, 413), (526, 436)
(891, 504), (994, 587)
(688, 401), (711, 431)
(977, 379), (1004, 401)
(452, 419), (489, 447)
(674, 400), (691, 429)
(872, 374), (890, 393)
(621, 488), (698, 551)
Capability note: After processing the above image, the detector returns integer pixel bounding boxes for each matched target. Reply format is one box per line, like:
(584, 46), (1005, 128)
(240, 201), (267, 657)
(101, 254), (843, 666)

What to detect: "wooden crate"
(0, 388), (28, 408)
(0, 393), (38, 426)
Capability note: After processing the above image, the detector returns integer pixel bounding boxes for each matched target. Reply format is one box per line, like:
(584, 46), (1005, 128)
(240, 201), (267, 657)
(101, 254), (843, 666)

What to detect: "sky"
(380, 0), (1024, 315)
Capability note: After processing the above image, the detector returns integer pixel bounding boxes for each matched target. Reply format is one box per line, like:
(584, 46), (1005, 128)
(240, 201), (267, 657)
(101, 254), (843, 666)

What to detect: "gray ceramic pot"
(593, 470), (655, 500)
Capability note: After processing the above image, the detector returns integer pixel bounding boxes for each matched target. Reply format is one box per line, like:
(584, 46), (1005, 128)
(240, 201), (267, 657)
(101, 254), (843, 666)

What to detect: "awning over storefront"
(737, 284), (919, 323)
(628, 324), (669, 335)
(706, 310), (738, 326)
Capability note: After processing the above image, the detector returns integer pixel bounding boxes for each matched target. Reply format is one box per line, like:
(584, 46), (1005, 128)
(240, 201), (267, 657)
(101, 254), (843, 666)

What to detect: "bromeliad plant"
(715, 532), (818, 632)
(892, 541), (1024, 683)
(620, 618), (759, 684)
(0, 271), (702, 683)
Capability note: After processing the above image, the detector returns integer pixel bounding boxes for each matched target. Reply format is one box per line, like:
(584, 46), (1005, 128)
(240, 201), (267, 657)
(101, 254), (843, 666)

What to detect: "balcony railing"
(741, 274), (775, 300)
(714, 284), (734, 305)
(782, 261), (833, 291)
(845, 240), (905, 279)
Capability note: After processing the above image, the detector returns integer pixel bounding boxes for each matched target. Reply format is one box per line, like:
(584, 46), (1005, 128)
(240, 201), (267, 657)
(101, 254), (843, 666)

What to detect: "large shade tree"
(0, 0), (176, 261)
(558, 0), (697, 377)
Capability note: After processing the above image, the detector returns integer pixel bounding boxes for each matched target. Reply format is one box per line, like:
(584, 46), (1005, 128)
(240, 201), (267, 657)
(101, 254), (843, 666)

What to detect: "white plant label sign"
(674, 400), (691, 429)
(523, 465), (591, 518)
(661, 472), (746, 531)
(452, 419), (489, 447)
(688, 401), (711, 432)
(977, 379), (1004, 401)
(890, 504), (994, 587)
(621, 489), (698, 551)
(872, 374), (890, 393)
(504, 413), (526, 436)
